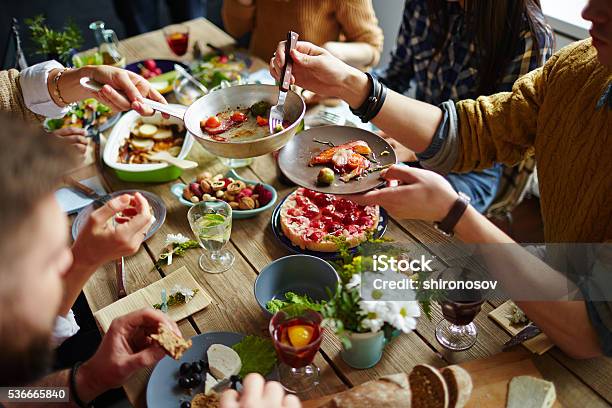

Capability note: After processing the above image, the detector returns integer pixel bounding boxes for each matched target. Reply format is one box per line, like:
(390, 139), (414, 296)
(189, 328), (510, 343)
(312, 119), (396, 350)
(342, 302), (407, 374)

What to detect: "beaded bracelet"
(52, 68), (71, 106)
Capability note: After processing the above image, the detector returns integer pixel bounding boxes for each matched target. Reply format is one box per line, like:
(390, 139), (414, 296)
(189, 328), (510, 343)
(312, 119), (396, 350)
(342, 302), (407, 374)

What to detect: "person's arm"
(59, 193), (153, 316)
(222, 0), (256, 40)
(328, 0), (384, 68)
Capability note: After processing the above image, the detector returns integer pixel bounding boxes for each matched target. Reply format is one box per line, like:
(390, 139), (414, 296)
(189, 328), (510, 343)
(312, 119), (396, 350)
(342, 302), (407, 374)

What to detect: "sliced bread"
(409, 364), (449, 408)
(506, 376), (556, 408)
(207, 343), (242, 380)
(149, 324), (192, 360)
(441, 365), (473, 408)
(324, 373), (412, 408)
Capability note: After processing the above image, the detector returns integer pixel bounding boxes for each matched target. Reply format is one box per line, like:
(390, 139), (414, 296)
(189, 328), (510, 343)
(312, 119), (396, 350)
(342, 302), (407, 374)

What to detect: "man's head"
(0, 113), (78, 385)
(583, 0), (612, 66)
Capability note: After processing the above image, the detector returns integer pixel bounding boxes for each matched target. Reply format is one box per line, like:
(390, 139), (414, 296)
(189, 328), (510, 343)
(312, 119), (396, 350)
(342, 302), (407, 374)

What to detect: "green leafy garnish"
(232, 336), (277, 377)
(153, 288), (199, 310)
(266, 292), (322, 314)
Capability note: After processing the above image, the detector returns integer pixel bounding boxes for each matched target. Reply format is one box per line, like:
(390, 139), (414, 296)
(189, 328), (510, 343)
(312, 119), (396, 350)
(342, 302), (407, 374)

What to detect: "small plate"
(125, 59), (189, 94)
(270, 193), (388, 260)
(277, 125), (397, 195)
(146, 332), (279, 408)
(44, 112), (121, 137)
(170, 170), (277, 219)
(71, 190), (166, 241)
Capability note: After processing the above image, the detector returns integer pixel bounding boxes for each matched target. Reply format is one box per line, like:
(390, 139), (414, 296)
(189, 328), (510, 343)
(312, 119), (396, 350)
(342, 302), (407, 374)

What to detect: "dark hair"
(427, 0), (550, 95)
(0, 112), (78, 258)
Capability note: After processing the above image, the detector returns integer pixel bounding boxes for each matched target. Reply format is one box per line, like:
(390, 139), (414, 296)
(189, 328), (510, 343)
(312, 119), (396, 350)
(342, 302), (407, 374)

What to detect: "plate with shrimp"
(277, 125), (397, 195)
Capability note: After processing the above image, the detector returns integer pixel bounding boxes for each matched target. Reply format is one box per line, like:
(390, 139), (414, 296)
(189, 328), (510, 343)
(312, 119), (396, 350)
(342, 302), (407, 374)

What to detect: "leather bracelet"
(69, 362), (93, 408)
(350, 72), (376, 121)
(366, 81), (387, 122)
(434, 192), (471, 237)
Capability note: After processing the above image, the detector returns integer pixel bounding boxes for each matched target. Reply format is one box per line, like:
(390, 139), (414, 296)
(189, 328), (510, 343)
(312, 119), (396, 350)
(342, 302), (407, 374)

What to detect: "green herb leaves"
(232, 336), (277, 378)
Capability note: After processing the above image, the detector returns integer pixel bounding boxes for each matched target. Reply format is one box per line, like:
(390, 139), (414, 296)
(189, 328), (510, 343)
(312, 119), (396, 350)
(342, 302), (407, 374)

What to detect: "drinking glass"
(188, 200), (234, 274)
(270, 309), (323, 394)
(163, 24), (190, 56)
(434, 267), (487, 351)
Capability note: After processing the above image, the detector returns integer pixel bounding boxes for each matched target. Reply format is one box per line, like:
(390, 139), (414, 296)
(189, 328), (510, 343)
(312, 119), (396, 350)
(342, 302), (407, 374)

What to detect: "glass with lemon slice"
(188, 200), (234, 273)
(270, 308), (323, 393)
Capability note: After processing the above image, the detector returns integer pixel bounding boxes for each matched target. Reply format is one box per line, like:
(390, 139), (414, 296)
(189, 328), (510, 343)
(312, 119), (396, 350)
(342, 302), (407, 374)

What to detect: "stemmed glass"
(435, 267), (486, 351)
(188, 200), (234, 274)
(270, 308), (323, 394)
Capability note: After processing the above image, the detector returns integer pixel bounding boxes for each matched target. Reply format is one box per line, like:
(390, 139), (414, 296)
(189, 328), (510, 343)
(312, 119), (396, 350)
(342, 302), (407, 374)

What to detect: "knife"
(116, 257), (127, 299)
(63, 176), (111, 208)
(503, 323), (541, 350)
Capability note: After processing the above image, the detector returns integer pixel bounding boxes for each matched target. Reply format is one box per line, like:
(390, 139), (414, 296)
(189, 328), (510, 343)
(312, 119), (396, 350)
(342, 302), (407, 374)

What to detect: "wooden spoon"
(145, 151), (198, 170)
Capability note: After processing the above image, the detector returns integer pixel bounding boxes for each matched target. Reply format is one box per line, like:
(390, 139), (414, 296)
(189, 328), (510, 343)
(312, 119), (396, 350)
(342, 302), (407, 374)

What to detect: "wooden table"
(76, 18), (612, 408)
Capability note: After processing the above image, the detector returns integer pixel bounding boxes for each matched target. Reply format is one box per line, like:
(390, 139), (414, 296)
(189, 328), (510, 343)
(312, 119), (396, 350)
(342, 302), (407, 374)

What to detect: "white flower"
(383, 301), (420, 334)
(346, 273), (361, 289)
(358, 300), (387, 333)
(170, 284), (195, 303)
(165, 233), (190, 247)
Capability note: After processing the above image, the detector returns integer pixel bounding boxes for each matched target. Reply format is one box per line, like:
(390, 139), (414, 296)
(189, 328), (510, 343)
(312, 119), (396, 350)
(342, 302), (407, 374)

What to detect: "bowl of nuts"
(170, 169), (277, 219)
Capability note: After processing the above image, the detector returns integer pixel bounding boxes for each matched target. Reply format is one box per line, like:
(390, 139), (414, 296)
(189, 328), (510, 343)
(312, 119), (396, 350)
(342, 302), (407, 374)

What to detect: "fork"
(269, 31), (299, 134)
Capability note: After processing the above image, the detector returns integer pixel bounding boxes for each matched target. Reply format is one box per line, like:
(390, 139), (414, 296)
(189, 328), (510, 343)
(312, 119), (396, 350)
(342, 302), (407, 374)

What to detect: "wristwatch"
(434, 192), (471, 237)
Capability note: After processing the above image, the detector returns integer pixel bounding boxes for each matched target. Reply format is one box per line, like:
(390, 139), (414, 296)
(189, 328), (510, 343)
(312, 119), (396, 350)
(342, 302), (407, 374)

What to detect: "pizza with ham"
(279, 188), (379, 252)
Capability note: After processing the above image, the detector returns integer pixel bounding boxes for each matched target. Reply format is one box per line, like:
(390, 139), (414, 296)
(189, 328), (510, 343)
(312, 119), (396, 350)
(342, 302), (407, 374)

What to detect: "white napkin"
(55, 176), (107, 214)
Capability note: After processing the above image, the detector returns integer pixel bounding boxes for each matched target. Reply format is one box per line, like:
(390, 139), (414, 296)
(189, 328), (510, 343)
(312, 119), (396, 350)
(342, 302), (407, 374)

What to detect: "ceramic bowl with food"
(254, 254), (339, 316)
(170, 170), (277, 219)
(103, 107), (194, 182)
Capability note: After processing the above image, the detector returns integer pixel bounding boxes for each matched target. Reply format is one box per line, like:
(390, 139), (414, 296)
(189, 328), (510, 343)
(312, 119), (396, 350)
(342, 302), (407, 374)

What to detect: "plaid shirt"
(376, 0), (554, 105)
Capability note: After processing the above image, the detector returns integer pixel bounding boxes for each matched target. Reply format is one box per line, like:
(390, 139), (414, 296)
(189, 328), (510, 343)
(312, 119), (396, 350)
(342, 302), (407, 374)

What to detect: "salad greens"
(232, 336), (277, 377)
(46, 98), (112, 131)
(266, 292), (322, 314)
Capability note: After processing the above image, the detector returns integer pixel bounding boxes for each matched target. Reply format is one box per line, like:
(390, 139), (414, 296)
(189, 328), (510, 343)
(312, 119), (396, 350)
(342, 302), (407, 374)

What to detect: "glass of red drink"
(434, 267), (488, 351)
(269, 308), (323, 393)
(163, 24), (190, 56)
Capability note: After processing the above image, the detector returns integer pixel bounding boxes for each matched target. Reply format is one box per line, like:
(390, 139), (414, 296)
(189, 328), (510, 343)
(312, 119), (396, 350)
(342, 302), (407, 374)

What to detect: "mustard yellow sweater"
(455, 40), (611, 243)
(222, 0), (383, 64)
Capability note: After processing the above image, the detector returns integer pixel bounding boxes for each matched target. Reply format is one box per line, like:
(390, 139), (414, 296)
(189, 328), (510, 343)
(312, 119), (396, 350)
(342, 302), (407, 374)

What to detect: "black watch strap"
(434, 192), (470, 237)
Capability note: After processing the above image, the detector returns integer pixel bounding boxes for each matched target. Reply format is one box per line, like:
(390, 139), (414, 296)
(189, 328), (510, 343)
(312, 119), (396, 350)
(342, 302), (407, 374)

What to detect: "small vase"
(340, 330), (386, 369)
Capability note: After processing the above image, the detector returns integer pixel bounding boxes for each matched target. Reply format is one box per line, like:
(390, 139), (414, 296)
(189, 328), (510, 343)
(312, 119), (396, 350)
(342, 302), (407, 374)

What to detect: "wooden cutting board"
(302, 350), (562, 408)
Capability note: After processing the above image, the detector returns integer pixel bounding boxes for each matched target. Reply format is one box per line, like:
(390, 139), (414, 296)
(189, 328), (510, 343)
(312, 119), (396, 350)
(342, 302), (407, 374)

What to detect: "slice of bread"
(207, 343), (242, 380)
(409, 364), (449, 408)
(441, 366), (473, 408)
(191, 392), (220, 408)
(149, 324), (192, 360)
(323, 373), (412, 408)
(506, 376), (556, 408)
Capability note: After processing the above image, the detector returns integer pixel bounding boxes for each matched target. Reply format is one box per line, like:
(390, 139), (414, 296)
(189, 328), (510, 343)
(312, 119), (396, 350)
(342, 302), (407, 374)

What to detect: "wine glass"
(187, 200), (234, 274)
(435, 267), (487, 351)
(163, 24), (190, 56)
(270, 308), (323, 394)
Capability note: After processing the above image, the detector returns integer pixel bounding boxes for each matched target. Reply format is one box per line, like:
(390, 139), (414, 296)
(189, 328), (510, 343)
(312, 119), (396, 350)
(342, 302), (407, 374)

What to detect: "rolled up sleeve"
(19, 60), (70, 118)
(51, 309), (80, 347)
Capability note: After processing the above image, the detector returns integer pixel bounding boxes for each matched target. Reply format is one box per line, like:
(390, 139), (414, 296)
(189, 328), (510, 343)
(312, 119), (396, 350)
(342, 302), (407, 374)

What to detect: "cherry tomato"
(231, 111), (247, 122)
(256, 115), (269, 126)
(143, 59), (157, 70)
(205, 116), (221, 128)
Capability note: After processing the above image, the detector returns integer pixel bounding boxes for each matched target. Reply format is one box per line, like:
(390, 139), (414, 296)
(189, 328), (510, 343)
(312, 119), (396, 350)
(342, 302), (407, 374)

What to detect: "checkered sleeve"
(498, 25), (554, 92)
(374, 0), (418, 93)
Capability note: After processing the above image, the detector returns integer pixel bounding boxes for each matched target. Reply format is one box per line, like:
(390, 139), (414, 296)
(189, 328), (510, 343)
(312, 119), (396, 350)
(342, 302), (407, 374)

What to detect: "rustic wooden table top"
(75, 18), (611, 408)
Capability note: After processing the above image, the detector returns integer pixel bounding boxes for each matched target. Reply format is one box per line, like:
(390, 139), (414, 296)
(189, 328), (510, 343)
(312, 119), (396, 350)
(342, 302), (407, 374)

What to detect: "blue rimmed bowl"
(254, 254), (339, 316)
(170, 169), (277, 219)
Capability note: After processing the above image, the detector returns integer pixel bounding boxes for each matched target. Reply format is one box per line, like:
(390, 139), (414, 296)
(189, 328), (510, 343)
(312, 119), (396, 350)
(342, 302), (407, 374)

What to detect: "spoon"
(174, 64), (208, 95)
(145, 150), (198, 170)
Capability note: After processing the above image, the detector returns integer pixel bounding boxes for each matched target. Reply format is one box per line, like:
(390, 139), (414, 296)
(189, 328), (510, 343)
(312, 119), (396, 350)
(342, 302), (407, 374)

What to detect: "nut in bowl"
(171, 170), (277, 219)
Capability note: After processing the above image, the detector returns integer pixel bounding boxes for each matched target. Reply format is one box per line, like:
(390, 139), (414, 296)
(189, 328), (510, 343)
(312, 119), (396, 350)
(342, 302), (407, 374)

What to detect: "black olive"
(191, 362), (202, 373)
(178, 376), (192, 389)
(180, 402), (191, 408)
(179, 362), (192, 376)
(230, 375), (241, 383)
(191, 372), (202, 386)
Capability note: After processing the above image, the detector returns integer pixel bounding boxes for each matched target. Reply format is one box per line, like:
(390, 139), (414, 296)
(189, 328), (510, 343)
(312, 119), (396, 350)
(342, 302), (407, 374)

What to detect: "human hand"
(76, 309), (180, 401)
(52, 127), (89, 155)
(346, 165), (458, 221)
(71, 192), (153, 268)
(382, 134), (418, 162)
(220, 374), (301, 408)
(269, 41), (369, 108)
(55, 65), (168, 116)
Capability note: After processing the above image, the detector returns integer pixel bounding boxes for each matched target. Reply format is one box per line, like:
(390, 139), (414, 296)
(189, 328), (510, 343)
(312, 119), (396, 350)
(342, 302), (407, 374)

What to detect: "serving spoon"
(145, 151), (198, 170)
